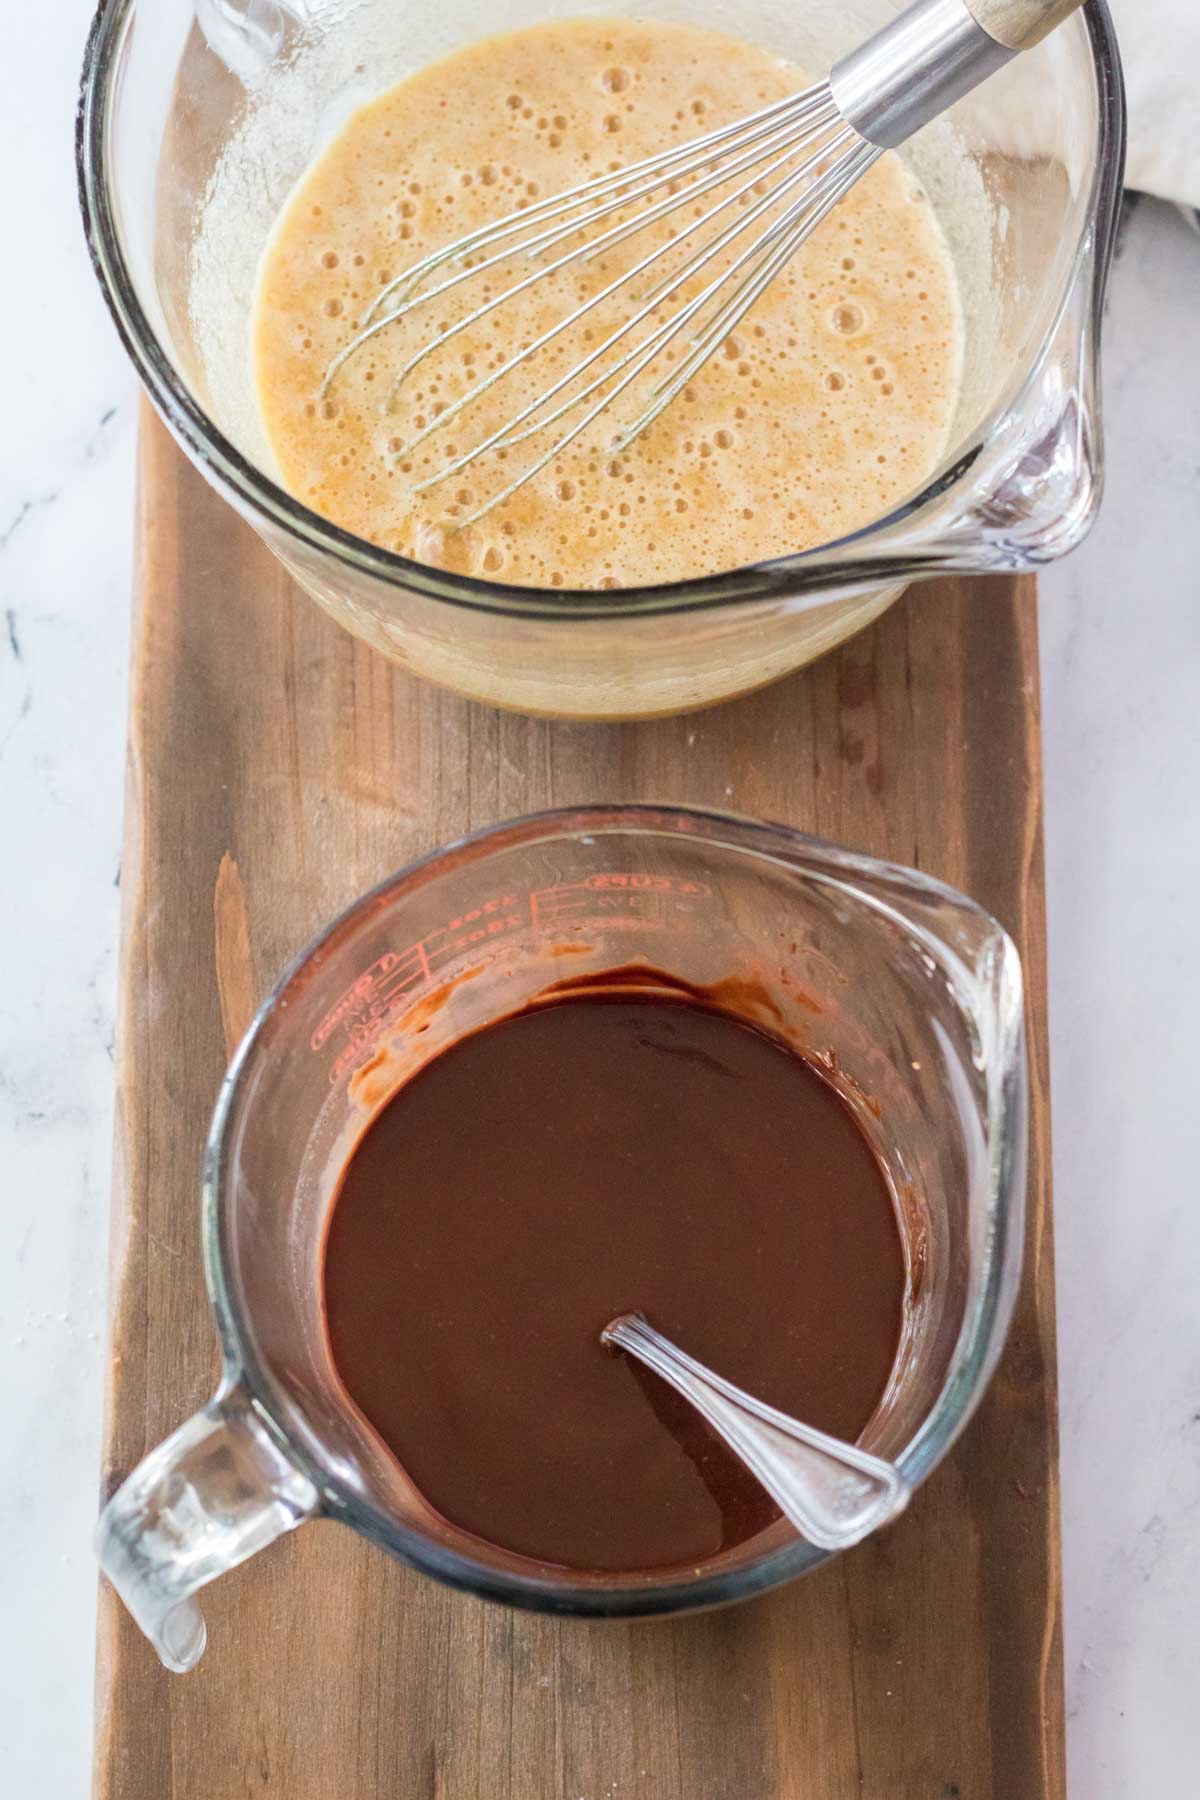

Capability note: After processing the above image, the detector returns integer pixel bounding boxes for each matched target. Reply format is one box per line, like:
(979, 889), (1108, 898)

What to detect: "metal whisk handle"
(965, 0), (1084, 50)
(830, 0), (1084, 150)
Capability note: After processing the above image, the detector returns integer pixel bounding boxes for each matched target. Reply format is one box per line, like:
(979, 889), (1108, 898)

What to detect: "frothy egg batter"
(254, 17), (963, 589)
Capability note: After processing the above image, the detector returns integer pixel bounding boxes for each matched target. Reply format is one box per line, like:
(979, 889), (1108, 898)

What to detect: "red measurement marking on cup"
(423, 894), (524, 970)
(583, 874), (710, 896)
(310, 954), (411, 1050)
(530, 873), (710, 929)
(311, 949), (428, 1051)
(315, 877), (711, 1080)
(314, 896), (523, 1078)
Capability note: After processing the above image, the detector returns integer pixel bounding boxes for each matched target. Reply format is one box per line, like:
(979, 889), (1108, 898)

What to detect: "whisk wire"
(430, 140), (879, 527)
(617, 140), (882, 449)
(523, 89), (840, 263)
(320, 88), (840, 400)
(398, 123), (856, 479)
(379, 104), (845, 410)
(359, 86), (835, 327)
(315, 74), (879, 525)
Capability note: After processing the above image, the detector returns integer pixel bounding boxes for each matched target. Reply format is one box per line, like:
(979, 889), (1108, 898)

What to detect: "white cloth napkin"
(1109, 0), (1200, 208)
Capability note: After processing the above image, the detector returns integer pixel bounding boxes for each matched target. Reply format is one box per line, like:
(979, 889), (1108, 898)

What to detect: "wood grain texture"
(95, 403), (1063, 1799)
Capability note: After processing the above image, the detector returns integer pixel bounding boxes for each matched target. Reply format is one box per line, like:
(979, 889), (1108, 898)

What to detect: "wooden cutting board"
(94, 404), (1063, 1799)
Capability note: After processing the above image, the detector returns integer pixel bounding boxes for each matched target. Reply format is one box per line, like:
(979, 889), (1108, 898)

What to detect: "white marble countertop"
(1, 6), (1197, 1793)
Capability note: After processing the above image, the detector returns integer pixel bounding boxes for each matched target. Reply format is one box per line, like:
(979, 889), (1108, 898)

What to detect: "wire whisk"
(321, 0), (1083, 527)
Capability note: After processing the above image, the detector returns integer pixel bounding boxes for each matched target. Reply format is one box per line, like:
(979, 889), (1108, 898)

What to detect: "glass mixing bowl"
(78, 0), (1123, 717)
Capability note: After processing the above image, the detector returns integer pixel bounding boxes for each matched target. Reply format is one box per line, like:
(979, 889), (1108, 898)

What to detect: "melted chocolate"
(322, 991), (904, 1572)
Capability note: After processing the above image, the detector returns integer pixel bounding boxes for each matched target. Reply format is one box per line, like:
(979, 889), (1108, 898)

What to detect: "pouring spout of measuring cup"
(601, 1313), (910, 1553)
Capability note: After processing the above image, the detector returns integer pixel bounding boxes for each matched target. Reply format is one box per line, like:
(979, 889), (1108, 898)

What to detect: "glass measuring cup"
(77, 0), (1123, 718)
(95, 806), (1026, 1671)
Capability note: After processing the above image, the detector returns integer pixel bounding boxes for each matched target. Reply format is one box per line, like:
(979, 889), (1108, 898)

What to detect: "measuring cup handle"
(95, 1381), (319, 1672)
